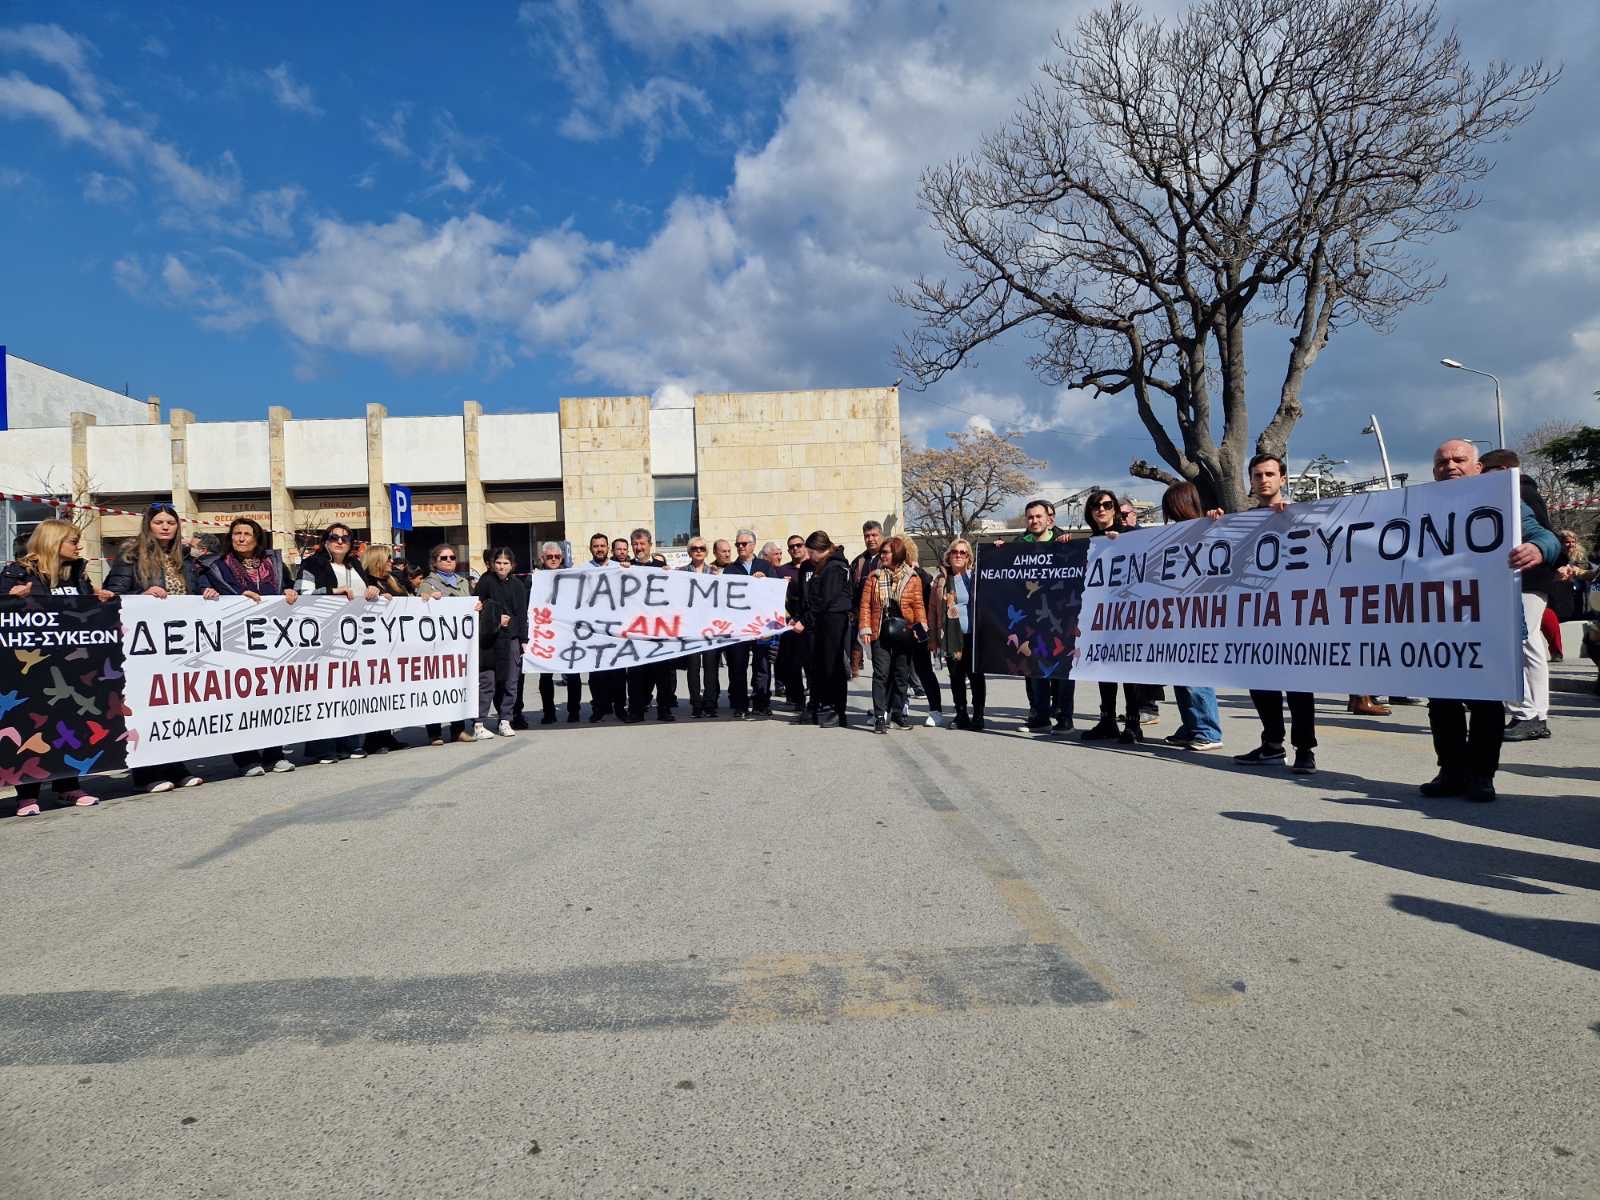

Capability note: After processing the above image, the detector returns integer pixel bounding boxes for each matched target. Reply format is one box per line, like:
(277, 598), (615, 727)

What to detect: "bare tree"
(902, 429), (1045, 558)
(896, 0), (1556, 510)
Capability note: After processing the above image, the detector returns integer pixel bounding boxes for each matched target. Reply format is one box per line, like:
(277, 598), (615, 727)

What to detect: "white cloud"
(112, 254), (149, 295)
(0, 25), (241, 210)
(82, 169), (134, 204)
(248, 184), (305, 238)
(651, 381), (696, 409)
(364, 105), (411, 157)
(600, 0), (854, 46)
(259, 212), (607, 369)
(262, 62), (322, 117)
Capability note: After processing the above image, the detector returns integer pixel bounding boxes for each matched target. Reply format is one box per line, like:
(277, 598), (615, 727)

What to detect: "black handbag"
(880, 614), (910, 644)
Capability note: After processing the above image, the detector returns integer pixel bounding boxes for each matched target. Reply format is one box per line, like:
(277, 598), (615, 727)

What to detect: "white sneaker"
(498, 720), (515, 737)
(270, 759), (296, 773)
(348, 750), (367, 760)
(318, 757), (337, 765)
(179, 776), (204, 788)
(924, 713), (941, 728)
(243, 764), (266, 778)
(1187, 738), (1223, 751)
(147, 780), (176, 794)
(473, 723), (497, 741)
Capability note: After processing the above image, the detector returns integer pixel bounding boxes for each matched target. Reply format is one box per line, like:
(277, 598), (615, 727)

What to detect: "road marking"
(909, 737), (1242, 1008)
(882, 739), (1130, 1005)
(0, 943), (1112, 1066)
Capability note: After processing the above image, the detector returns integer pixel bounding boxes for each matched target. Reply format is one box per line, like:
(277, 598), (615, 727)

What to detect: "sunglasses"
(149, 503), (177, 514)
(689, 546), (707, 552)
(949, 550), (969, 557)
(736, 540), (754, 547)
(788, 544), (803, 550)
(1092, 500), (1116, 510)
(326, 533), (351, 543)
(542, 555), (563, 562)
(436, 554), (456, 562)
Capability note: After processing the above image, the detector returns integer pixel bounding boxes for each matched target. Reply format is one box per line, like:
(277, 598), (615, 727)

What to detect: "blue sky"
(2, 0), (1597, 499)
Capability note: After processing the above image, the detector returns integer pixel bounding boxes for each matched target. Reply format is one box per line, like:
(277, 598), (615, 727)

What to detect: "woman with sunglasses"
(196, 517), (301, 777)
(930, 539), (985, 730)
(106, 502), (219, 793)
(295, 523), (379, 763)
(677, 538), (724, 718)
(360, 544), (416, 753)
(857, 535), (927, 734)
(3, 519), (116, 813)
(419, 543), (477, 745)
(530, 542), (582, 724)
(1079, 488), (1143, 744)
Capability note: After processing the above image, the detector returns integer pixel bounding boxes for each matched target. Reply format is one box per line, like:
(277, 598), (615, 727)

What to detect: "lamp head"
(1440, 358), (1463, 369)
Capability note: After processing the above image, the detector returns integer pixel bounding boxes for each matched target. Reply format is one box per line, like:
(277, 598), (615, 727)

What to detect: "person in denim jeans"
(1156, 482), (1224, 751)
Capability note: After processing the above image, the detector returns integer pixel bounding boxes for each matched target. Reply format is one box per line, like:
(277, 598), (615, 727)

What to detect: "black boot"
(971, 708), (985, 732)
(1082, 715), (1119, 741)
(1117, 718), (1144, 744)
(540, 709), (557, 726)
(953, 707), (970, 729)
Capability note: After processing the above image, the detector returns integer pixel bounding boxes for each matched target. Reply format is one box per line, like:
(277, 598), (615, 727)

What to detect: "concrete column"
(268, 406), (293, 559)
(146, 395), (162, 424)
(168, 408), (195, 520)
(70, 412), (103, 585)
(366, 403), (390, 547)
(464, 401), (487, 568)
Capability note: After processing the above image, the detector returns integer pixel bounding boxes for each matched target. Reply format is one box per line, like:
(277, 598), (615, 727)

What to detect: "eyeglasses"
(948, 550), (969, 557)
(689, 545), (707, 552)
(326, 533), (351, 543)
(1092, 501), (1116, 510)
(736, 540), (754, 547)
(542, 554), (563, 561)
(436, 554), (456, 562)
(788, 543), (803, 551)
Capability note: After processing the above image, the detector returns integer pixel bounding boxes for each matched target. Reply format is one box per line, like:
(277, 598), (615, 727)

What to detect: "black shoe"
(1052, 717), (1073, 734)
(1502, 718), (1548, 742)
(658, 710), (675, 722)
(510, 717), (530, 731)
(971, 714), (985, 731)
(1081, 718), (1119, 741)
(890, 714), (912, 730)
(567, 711), (580, 724)
(1235, 744), (1286, 765)
(1117, 722), (1143, 745)
(1419, 771), (1468, 798)
(540, 712), (557, 726)
(795, 709), (812, 725)
(873, 715), (888, 735)
(1388, 697), (1419, 706)
(1292, 749), (1317, 774)
(588, 711), (607, 724)
(953, 711), (970, 730)
(1024, 714), (1052, 731)
(691, 706), (704, 718)
(1466, 776), (1497, 803)
(734, 710), (748, 721)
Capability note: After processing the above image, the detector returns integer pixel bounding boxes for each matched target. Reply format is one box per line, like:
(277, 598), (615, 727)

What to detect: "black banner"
(973, 540), (1089, 678)
(0, 597), (129, 787)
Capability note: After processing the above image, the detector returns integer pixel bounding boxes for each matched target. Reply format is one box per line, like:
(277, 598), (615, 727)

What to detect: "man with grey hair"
(1422, 437), (1560, 802)
(721, 528), (776, 718)
(625, 527), (675, 721)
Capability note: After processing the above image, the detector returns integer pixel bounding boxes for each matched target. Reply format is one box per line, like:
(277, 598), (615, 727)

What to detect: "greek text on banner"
(526, 566), (790, 671)
(1070, 472), (1524, 702)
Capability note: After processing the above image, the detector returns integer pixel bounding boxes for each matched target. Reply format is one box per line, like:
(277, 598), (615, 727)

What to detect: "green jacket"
(1012, 526), (1060, 543)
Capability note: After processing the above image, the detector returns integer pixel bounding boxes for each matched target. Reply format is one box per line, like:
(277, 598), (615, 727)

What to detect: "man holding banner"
(1422, 439), (1561, 803)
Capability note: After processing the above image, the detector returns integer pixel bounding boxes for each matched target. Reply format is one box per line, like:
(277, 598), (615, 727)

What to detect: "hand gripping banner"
(525, 567), (790, 672)
(1071, 472), (1524, 701)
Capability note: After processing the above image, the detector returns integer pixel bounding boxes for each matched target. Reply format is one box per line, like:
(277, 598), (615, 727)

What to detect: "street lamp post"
(1362, 415), (1395, 490)
(1440, 358), (1505, 450)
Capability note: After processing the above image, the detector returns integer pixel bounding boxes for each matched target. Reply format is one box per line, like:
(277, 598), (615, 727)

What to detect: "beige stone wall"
(694, 387), (902, 558)
(558, 395), (655, 539)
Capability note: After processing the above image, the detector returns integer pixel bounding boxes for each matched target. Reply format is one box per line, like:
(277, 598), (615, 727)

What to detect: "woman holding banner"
(793, 531), (851, 727)
(296, 523), (378, 763)
(1078, 489), (1143, 745)
(475, 548), (526, 737)
(533, 542), (582, 724)
(931, 539), (985, 731)
(1155, 484), (1224, 752)
(857, 536), (927, 735)
(362, 545), (416, 754)
(2, 519), (115, 814)
(197, 518), (301, 776)
(420, 543), (476, 745)
(106, 503), (218, 793)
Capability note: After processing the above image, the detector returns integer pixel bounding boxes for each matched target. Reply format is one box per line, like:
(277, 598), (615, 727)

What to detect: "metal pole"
(1367, 415), (1395, 490)
(1493, 377), (1505, 450)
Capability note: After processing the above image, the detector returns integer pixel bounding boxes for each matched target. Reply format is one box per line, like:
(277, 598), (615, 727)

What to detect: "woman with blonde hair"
(930, 538), (985, 730)
(106, 502), (218, 793)
(419, 543), (478, 745)
(361, 544), (414, 754)
(900, 539), (945, 725)
(1, 519), (116, 814)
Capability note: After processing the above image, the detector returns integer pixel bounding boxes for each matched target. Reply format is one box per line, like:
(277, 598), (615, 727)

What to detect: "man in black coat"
(624, 527), (676, 722)
(720, 528), (776, 718)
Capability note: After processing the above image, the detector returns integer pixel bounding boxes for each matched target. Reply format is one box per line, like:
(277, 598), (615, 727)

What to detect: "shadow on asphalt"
(1389, 894), (1600, 973)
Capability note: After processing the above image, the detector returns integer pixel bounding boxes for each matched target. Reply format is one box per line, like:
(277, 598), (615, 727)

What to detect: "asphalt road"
(2, 669), (1597, 1199)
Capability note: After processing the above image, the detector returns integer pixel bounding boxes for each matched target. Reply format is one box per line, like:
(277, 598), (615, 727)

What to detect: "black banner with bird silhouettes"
(0, 597), (128, 788)
(972, 540), (1089, 678)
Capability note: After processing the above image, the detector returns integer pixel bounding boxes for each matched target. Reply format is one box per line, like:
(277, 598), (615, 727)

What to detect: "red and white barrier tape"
(0, 489), (239, 528)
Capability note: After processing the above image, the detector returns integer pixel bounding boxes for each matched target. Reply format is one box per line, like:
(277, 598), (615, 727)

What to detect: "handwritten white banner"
(525, 567), (790, 672)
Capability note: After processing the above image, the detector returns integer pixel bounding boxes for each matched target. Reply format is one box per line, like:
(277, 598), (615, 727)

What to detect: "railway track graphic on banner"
(1071, 472), (1524, 701)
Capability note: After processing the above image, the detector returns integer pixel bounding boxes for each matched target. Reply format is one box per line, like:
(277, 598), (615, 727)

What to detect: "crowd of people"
(2, 436), (1592, 816)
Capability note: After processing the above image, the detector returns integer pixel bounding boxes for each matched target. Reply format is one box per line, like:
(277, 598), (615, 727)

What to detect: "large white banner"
(526, 566), (790, 672)
(120, 596), (479, 765)
(1072, 472), (1524, 701)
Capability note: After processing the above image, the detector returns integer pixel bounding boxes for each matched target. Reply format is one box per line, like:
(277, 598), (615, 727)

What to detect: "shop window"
(653, 476), (698, 547)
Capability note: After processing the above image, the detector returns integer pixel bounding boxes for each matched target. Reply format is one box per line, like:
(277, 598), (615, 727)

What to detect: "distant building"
(0, 349), (904, 574)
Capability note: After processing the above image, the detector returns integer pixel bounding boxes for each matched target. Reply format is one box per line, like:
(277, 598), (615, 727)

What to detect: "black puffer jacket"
(803, 549), (852, 623)
(105, 544), (204, 595)
(0, 556), (93, 597)
(475, 572), (529, 642)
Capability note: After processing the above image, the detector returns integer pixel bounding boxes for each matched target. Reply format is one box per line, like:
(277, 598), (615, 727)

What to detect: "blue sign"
(389, 484), (413, 532)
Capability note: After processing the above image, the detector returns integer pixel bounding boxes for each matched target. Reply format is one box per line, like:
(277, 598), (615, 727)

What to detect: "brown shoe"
(1349, 696), (1391, 716)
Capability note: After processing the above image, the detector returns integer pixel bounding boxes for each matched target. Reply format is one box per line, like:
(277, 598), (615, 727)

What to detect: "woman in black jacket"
(2, 519), (115, 814)
(295, 523), (378, 764)
(792, 530), (852, 727)
(1078, 488), (1142, 744)
(361, 544), (415, 754)
(474, 547), (526, 737)
(105, 502), (218, 793)
(198, 518), (300, 777)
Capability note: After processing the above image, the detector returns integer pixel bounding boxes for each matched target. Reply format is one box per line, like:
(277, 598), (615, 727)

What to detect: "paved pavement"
(2, 671), (1597, 1199)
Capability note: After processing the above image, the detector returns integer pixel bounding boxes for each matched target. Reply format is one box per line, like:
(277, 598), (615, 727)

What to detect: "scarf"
(874, 563), (911, 609)
(433, 570), (461, 589)
(161, 556), (189, 596)
(223, 554), (276, 594)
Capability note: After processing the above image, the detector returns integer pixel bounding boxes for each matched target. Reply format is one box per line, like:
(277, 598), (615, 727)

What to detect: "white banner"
(526, 566), (790, 672)
(120, 596), (479, 765)
(1072, 472), (1524, 701)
